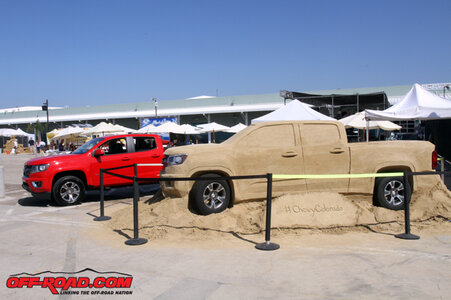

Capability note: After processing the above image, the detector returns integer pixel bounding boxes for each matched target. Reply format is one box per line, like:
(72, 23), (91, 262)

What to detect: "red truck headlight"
(30, 163), (50, 174)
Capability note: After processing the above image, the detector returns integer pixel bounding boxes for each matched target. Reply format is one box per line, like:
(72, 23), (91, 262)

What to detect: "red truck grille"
(23, 165), (31, 178)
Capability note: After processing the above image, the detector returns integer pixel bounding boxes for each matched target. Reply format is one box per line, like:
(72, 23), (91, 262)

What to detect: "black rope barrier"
(395, 172), (420, 240)
(96, 163), (451, 247)
(95, 164), (275, 248)
(255, 173), (280, 251)
(125, 164), (148, 245)
(395, 169), (451, 240)
(93, 169), (111, 221)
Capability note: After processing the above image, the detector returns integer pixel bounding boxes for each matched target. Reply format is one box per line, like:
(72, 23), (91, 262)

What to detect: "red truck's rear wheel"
(192, 174), (230, 215)
(53, 176), (85, 206)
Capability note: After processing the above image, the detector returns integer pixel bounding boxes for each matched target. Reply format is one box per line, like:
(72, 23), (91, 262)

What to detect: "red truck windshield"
(72, 137), (105, 154)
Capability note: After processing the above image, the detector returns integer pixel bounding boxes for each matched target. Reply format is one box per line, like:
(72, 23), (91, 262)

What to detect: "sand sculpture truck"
(161, 121), (436, 215)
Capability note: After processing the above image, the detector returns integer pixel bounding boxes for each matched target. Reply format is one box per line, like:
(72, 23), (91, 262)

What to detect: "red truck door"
(128, 135), (164, 180)
(300, 123), (350, 193)
(91, 137), (135, 186)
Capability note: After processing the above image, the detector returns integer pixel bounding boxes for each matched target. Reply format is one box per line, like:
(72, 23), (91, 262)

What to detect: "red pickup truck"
(22, 134), (164, 205)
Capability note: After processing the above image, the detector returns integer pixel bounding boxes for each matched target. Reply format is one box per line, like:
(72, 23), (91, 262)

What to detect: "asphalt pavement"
(1, 154), (450, 299)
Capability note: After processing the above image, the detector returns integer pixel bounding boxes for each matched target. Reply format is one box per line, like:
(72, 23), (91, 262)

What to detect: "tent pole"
(207, 114), (211, 143)
(331, 96), (334, 118)
(366, 120), (369, 142)
(356, 93), (359, 112)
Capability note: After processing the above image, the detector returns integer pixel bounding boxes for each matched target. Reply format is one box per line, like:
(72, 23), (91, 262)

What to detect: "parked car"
(161, 121), (436, 215)
(22, 134), (164, 205)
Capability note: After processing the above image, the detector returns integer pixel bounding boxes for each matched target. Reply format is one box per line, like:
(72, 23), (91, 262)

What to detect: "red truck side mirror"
(93, 149), (105, 157)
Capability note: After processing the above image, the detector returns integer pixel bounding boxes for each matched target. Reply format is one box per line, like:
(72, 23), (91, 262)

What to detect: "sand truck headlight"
(165, 154), (187, 166)
(30, 163), (50, 173)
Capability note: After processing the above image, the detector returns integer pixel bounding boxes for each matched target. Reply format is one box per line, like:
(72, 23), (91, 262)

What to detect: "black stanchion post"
(94, 168), (111, 221)
(125, 164), (148, 245)
(256, 173), (280, 251)
(395, 172), (420, 240)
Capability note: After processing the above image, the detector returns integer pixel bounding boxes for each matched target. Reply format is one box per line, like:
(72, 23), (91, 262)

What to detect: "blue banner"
(141, 117), (177, 127)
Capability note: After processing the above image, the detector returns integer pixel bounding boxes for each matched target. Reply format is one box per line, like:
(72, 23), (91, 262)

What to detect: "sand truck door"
(235, 123), (306, 198)
(299, 123), (350, 193)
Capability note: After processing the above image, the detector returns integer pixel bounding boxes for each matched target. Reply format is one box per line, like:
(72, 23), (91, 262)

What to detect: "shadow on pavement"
(83, 184), (160, 203)
(18, 184), (160, 207)
(113, 224), (260, 246)
(18, 197), (54, 207)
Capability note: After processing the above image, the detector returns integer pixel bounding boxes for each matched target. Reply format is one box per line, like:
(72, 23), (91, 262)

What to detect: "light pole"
(152, 98), (158, 117)
(42, 99), (49, 132)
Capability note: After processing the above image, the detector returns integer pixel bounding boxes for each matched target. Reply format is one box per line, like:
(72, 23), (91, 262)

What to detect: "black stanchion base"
(93, 216), (111, 221)
(125, 238), (148, 246)
(255, 241), (280, 251)
(395, 233), (420, 240)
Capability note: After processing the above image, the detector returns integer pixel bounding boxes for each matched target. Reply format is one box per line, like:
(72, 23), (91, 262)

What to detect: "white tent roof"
(0, 128), (34, 139)
(197, 122), (230, 133)
(50, 127), (85, 140)
(84, 122), (124, 136)
(112, 124), (134, 133)
(135, 124), (157, 133)
(365, 83), (451, 120)
(150, 121), (185, 134)
(339, 111), (401, 131)
(251, 100), (335, 124)
(224, 123), (247, 133)
(178, 124), (201, 135)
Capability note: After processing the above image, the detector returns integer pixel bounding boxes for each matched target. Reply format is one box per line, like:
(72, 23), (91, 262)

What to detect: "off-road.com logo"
(6, 268), (133, 295)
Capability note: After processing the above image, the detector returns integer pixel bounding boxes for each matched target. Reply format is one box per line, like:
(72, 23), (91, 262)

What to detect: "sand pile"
(107, 175), (451, 242)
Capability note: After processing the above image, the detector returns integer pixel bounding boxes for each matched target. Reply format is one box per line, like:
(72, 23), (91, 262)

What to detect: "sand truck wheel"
(53, 176), (85, 206)
(376, 177), (411, 210)
(192, 174), (230, 215)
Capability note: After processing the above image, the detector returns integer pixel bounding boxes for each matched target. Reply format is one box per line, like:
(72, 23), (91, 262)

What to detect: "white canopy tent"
(196, 122), (230, 143)
(50, 127), (85, 140)
(150, 121), (185, 134)
(84, 122), (126, 136)
(224, 123), (247, 133)
(112, 124), (134, 133)
(0, 128), (34, 139)
(365, 83), (451, 121)
(197, 122), (230, 133)
(251, 100), (335, 124)
(339, 111), (401, 131)
(137, 122), (200, 135)
(135, 124), (157, 133)
(178, 124), (201, 135)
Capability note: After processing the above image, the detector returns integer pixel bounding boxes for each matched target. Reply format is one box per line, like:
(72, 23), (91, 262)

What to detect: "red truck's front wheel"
(53, 176), (86, 206)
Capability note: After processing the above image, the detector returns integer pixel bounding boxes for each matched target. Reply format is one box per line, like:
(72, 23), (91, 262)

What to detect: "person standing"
(28, 138), (35, 154)
(13, 138), (18, 154)
(39, 140), (46, 153)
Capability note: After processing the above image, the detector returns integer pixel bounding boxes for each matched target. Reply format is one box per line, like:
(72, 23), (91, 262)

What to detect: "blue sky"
(0, 0), (450, 107)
